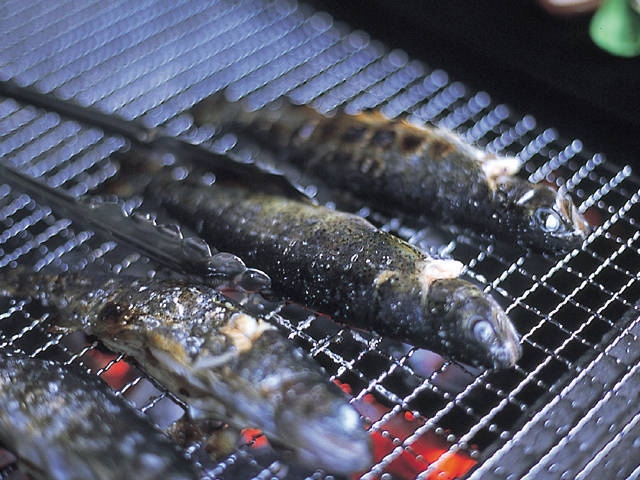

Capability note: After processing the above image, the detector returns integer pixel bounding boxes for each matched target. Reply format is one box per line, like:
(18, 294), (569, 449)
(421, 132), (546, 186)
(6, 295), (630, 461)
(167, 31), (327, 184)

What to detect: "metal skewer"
(0, 162), (249, 282)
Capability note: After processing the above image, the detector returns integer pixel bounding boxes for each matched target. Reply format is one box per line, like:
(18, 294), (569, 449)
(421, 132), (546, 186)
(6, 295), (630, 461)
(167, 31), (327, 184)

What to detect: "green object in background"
(590, 0), (640, 57)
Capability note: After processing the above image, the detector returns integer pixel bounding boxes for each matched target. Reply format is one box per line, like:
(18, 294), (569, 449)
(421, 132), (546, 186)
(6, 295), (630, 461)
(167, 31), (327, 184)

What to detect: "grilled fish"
(191, 95), (590, 253)
(0, 269), (372, 476)
(0, 353), (198, 480)
(146, 170), (522, 369)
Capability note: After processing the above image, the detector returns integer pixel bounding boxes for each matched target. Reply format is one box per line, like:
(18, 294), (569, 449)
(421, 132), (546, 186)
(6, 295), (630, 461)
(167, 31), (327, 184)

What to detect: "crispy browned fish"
(0, 269), (372, 476)
(191, 94), (590, 253)
(146, 169), (522, 369)
(0, 353), (199, 480)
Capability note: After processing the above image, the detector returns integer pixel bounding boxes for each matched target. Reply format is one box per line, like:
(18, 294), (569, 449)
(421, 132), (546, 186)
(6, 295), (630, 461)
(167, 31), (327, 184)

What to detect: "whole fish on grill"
(0, 269), (372, 476)
(145, 169), (522, 369)
(0, 353), (199, 480)
(191, 94), (590, 253)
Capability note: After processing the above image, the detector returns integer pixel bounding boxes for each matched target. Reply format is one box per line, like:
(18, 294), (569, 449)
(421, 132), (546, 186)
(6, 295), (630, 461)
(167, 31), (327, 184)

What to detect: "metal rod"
(0, 80), (151, 142)
(0, 162), (247, 281)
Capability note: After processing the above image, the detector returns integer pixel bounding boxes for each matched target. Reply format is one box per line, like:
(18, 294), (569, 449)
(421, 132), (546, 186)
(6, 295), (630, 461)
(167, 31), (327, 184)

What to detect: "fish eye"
(535, 207), (562, 233)
(473, 319), (495, 343)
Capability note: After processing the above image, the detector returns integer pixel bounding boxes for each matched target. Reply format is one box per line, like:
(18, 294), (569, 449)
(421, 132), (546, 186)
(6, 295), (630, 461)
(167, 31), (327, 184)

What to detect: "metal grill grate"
(1, 1), (639, 478)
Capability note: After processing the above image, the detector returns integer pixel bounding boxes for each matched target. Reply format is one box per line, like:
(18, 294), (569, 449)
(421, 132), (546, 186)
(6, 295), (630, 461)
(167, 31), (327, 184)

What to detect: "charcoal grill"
(1, 1), (640, 479)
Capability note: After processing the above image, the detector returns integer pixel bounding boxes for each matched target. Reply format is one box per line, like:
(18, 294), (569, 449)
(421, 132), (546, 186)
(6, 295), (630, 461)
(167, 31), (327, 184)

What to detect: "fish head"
(498, 178), (590, 253)
(428, 279), (522, 369)
(187, 327), (373, 476)
(273, 381), (373, 475)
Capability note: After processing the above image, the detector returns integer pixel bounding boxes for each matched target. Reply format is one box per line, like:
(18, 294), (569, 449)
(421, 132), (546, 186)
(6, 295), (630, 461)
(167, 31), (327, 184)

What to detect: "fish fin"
(191, 351), (239, 370)
(421, 259), (465, 281)
(219, 312), (276, 354)
(144, 344), (216, 393)
(481, 156), (522, 184)
(416, 259), (465, 304)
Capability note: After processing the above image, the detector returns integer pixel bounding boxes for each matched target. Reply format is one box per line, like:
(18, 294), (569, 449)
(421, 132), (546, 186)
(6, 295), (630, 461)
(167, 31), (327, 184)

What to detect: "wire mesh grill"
(1, 0), (639, 478)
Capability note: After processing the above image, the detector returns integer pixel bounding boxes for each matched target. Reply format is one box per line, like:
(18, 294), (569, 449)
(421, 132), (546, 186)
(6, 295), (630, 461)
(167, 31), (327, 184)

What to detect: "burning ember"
(337, 382), (476, 480)
(86, 350), (137, 391)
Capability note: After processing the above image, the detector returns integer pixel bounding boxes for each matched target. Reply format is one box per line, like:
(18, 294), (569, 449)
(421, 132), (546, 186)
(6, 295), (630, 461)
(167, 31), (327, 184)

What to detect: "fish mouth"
(485, 309), (522, 369)
(557, 193), (591, 238)
(276, 402), (373, 475)
(545, 225), (588, 254)
(558, 216), (590, 242)
(491, 338), (522, 369)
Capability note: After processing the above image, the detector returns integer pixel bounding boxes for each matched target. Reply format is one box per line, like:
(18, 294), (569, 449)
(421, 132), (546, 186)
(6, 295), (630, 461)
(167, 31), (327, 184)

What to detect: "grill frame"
(1, 1), (640, 478)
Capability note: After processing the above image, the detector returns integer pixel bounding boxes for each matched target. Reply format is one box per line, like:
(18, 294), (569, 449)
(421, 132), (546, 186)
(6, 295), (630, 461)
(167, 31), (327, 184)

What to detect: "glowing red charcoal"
(85, 349), (136, 390)
(241, 428), (270, 449)
(342, 385), (476, 480)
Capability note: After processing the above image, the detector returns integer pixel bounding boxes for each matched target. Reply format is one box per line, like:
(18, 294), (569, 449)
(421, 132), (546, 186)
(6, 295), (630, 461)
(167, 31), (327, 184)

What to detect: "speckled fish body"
(191, 95), (590, 253)
(146, 171), (522, 369)
(1, 270), (372, 476)
(0, 354), (198, 480)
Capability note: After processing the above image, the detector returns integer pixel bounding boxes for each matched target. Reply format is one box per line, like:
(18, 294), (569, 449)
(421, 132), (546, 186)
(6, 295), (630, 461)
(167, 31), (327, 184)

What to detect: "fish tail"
(0, 267), (46, 299)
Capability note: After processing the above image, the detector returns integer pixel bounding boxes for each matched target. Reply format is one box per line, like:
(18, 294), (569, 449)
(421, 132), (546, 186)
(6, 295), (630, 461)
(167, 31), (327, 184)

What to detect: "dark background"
(308, 0), (640, 167)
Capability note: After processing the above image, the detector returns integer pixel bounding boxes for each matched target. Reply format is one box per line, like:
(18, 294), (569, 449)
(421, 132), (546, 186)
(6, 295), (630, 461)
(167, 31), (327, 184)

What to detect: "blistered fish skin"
(0, 354), (198, 480)
(191, 96), (589, 253)
(1, 270), (372, 476)
(146, 172), (522, 369)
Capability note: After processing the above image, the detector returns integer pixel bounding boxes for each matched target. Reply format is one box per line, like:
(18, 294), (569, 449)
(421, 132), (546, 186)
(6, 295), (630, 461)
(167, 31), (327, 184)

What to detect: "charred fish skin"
(0, 354), (198, 480)
(1, 269), (372, 476)
(146, 172), (522, 369)
(191, 95), (590, 253)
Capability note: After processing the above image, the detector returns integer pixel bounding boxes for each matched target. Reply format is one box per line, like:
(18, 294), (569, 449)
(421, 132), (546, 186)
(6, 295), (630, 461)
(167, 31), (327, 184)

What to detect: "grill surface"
(1, 1), (640, 479)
